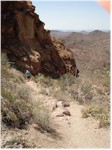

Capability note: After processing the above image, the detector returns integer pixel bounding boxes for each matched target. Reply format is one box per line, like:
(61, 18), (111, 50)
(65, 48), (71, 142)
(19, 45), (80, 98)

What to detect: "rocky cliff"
(1, 1), (79, 78)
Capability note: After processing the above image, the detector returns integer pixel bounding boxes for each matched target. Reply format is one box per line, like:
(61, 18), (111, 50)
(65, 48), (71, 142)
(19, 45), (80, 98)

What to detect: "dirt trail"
(25, 80), (110, 148)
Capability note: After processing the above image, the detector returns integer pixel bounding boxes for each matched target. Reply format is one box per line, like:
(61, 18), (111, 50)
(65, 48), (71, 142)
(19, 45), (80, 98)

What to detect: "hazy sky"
(32, 0), (110, 31)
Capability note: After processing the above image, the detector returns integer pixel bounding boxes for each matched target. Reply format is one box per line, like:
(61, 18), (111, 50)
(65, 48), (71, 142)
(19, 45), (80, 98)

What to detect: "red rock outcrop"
(1, 1), (79, 78)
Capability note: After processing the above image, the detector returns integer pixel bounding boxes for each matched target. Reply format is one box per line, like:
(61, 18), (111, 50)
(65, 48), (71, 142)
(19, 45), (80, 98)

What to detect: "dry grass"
(1, 135), (36, 148)
(1, 88), (32, 128)
(1, 53), (32, 128)
(33, 102), (53, 132)
(51, 30), (110, 128)
(15, 84), (32, 101)
(1, 53), (55, 132)
(81, 104), (110, 128)
(35, 74), (54, 88)
(34, 68), (110, 128)
(2, 50), (110, 129)
(53, 89), (73, 102)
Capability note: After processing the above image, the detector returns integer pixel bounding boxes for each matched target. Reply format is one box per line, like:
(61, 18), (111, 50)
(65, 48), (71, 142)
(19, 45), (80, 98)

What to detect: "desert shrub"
(98, 113), (110, 128)
(39, 87), (50, 96)
(1, 52), (25, 85)
(58, 74), (77, 90)
(81, 80), (92, 95)
(82, 105), (99, 118)
(68, 88), (78, 100)
(53, 89), (72, 102)
(35, 74), (54, 87)
(33, 103), (52, 132)
(2, 79), (30, 103)
(1, 67), (13, 80)
(1, 84), (32, 128)
(1, 53), (32, 128)
(2, 135), (36, 148)
(13, 76), (25, 84)
(2, 79), (17, 91)
(1, 53), (12, 81)
(1, 53), (10, 67)
(59, 77), (93, 104)
(15, 84), (32, 101)
(2, 67), (24, 85)
(1, 88), (16, 103)
(2, 98), (32, 128)
(97, 88), (104, 95)
(72, 79), (94, 104)
(84, 92), (93, 101)
(81, 104), (110, 128)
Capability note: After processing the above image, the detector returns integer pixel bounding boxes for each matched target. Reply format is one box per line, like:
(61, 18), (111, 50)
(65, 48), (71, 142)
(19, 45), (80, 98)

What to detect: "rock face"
(1, 1), (79, 78)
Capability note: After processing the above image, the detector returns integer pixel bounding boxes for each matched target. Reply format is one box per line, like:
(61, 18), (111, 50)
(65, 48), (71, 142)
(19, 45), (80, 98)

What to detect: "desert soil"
(26, 81), (110, 148)
(1, 80), (110, 148)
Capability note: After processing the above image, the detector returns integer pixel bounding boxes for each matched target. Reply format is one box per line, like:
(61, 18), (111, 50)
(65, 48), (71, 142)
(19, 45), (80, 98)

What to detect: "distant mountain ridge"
(50, 29), (110, 40)
(51, 29), (110, 73)
(51, 30), (110, 48)
(51, 29), (110, 33)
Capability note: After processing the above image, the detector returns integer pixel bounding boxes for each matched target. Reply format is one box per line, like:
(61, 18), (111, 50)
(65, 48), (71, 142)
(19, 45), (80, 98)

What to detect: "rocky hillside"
(1, 1), (79, 78)
(51, 30), (110, 73)
(62, 30), (110, 50)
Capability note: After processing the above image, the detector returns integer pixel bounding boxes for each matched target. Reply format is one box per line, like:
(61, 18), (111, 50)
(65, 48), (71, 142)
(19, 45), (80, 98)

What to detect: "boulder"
(52, 107), (71, 118)
(63, 101), (70, 107)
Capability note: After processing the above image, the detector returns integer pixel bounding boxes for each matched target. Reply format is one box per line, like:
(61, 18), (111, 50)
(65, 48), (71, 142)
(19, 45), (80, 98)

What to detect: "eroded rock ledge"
(1, 1), (79, 78)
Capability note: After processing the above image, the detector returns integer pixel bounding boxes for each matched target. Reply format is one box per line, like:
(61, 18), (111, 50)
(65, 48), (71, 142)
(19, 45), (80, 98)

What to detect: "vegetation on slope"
(1, 53), (53, 131)
(1, 47), (110, 148)
(34, 67), (110, 128)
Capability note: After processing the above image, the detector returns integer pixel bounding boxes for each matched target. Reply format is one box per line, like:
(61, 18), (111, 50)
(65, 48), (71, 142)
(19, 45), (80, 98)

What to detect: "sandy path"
(25, 80), (110, 148)
(55, 102), (110, 148)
